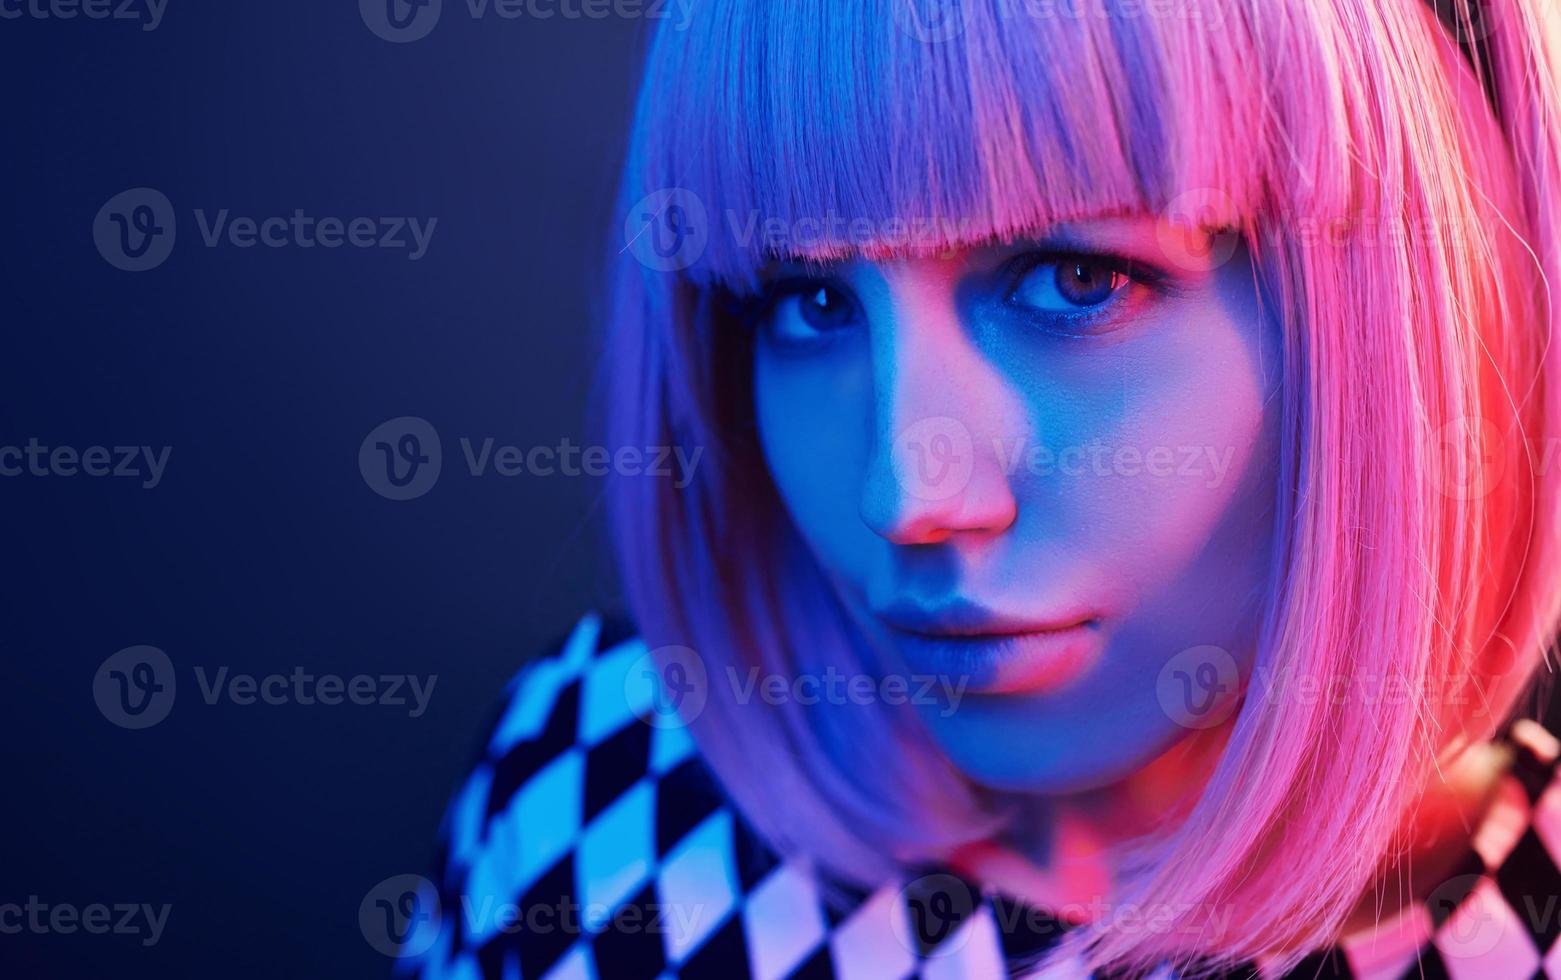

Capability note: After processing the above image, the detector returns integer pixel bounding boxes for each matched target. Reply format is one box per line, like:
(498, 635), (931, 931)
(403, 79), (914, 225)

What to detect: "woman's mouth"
(873, 599), (1106, 695)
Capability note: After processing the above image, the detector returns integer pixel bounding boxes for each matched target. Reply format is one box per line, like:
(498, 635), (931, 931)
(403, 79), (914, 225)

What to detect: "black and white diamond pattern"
(395, 613), (1561, 980)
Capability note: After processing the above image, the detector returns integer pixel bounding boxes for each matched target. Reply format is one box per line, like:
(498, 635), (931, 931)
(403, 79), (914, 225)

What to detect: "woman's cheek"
(754, 351), (878, 572)
(1031, 318), (1270, 588)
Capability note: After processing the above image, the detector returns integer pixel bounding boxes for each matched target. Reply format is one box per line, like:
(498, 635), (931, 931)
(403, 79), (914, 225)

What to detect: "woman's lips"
(874, 601), (1106, 695)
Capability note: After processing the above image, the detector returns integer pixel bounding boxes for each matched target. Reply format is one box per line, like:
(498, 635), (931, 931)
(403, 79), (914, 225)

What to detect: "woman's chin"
(922, 712), (1196, 796)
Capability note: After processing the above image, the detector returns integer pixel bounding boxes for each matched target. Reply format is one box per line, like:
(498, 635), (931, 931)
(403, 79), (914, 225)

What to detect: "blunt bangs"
(622, 0), (1313, 290)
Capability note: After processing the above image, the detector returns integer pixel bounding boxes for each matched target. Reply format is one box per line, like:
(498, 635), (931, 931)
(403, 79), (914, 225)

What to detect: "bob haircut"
(600, 0), (1561, 972)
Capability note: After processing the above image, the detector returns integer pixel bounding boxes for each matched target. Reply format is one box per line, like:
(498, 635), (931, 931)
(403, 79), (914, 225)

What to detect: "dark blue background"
(9, 4), (1561, 979)
(2, 2), (647, 975)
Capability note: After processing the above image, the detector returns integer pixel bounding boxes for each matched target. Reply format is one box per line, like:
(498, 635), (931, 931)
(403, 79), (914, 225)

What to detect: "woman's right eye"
(763, 281), (861, 342)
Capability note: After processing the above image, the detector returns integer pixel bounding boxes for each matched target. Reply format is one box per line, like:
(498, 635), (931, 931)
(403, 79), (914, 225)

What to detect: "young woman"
(401, 0), (1561, 976)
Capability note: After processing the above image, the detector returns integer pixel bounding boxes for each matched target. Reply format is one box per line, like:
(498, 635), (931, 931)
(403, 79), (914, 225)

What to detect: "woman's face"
(750, 215), (1282, 792)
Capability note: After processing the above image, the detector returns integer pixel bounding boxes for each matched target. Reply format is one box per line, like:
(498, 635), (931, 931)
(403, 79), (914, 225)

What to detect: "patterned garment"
(397, 612), (1561, 980)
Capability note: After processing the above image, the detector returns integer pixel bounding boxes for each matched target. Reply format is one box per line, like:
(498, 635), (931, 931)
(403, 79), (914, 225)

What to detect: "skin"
(747, 212), (1527, 927)
(752, 214), (1280, 796)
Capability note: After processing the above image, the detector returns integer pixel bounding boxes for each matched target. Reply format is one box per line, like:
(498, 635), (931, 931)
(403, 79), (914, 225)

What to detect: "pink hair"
(599, 0), (1561, 972)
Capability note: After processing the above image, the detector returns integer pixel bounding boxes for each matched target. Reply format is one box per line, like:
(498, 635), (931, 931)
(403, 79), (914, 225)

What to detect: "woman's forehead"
(628, 0), (1310, 290)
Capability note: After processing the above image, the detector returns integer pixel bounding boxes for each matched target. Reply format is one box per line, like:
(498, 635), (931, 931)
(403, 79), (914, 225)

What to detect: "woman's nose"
(857, 273), (1020, 546)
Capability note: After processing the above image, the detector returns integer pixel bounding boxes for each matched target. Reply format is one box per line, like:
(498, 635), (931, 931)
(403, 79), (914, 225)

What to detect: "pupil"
(800, 285), (851, 330)
(1058, 262), (1117, 306)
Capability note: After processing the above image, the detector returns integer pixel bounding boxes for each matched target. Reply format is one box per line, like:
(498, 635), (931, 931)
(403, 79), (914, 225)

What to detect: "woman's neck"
(950, 719), (1238, 917)
(949, 718), (1538, 950)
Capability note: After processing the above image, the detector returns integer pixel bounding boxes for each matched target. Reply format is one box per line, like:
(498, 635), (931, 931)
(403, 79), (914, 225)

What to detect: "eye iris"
(1056, 261), (1121, 306)
(799, 285), (853, 330)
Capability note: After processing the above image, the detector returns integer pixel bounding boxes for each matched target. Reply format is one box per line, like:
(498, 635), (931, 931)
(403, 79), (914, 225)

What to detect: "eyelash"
(733, 248), (1169, 339)
(730, 277), (838, 331)
(1005, 249), (1162, 293)
(999, 249), (1166, 327)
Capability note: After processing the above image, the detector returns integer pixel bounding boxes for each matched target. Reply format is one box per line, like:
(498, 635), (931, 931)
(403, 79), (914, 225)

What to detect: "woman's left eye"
(761, 281), (861, 342)
(1008, 255), (1133, 314)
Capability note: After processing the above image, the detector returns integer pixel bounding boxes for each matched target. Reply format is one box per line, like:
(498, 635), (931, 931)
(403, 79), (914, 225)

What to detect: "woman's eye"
(765, 282), (860, 341)
(1009, 256), (1131, 314)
